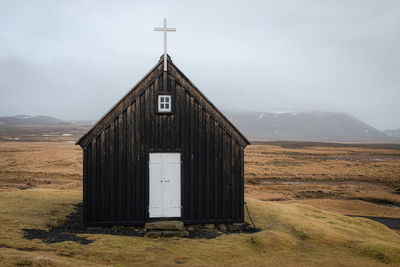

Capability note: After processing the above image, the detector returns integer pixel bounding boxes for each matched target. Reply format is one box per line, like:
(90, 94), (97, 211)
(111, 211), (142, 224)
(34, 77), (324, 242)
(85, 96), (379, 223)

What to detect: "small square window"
(158, 95), (171, 112)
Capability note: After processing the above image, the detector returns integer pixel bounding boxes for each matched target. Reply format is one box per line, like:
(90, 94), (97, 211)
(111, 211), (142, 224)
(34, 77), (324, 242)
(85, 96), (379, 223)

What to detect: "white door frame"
(148, 152), (181, 218)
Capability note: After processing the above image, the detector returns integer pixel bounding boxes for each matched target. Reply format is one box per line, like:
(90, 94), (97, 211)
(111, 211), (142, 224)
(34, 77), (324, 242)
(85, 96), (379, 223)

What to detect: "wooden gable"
(76, 55), (250, 148)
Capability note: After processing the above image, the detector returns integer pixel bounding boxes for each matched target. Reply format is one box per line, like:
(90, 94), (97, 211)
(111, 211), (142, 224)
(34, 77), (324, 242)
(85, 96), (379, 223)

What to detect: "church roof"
(76, 55), (250, 147)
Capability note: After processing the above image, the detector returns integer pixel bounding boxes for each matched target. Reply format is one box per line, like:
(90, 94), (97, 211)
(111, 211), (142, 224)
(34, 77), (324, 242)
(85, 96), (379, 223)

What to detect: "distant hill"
(1, 113), (398, 143)
(0, 115), (91, 142)
(0, 115), (71, 125)
(225, 111), (399, 142)
(384, 128), (400, 138)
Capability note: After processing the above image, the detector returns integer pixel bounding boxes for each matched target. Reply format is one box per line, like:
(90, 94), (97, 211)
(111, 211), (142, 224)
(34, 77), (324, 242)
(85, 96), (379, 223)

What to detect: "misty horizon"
(1, 1), (399, 131)
(2, 109), (399, 133)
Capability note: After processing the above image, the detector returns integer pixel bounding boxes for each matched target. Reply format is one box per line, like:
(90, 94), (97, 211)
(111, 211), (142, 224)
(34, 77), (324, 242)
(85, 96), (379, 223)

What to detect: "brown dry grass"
(244, 142), (400, 218)
(0, 142), (82, 191)
(245, 144), (400, 186)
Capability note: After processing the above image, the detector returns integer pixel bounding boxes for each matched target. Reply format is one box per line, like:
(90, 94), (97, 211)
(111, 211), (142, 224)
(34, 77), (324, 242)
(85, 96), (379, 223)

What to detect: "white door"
(149, 153), (181, 218)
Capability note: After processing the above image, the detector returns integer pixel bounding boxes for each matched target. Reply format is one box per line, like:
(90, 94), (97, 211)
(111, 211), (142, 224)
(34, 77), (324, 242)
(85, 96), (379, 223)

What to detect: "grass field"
(0, 141), (400, 266)
(1, 189), (400, 266)
(245, 142), (400, 218)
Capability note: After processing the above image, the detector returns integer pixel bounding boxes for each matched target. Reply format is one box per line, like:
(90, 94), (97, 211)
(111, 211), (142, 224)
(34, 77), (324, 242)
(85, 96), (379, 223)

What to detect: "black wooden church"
(77, 55), (250, 226)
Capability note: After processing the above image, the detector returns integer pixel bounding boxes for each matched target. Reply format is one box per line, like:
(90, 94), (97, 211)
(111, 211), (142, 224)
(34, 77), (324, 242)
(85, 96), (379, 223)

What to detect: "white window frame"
(158, 95), (171, 113)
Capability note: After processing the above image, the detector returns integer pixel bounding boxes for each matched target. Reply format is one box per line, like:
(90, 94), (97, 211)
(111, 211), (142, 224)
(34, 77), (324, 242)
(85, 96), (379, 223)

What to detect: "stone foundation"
(145, 221), (188, 238)
(144, 221), (247, 238)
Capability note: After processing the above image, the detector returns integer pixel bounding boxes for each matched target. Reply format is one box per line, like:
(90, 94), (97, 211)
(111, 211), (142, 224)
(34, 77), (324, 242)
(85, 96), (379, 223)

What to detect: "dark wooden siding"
(83, 68), (245, 226)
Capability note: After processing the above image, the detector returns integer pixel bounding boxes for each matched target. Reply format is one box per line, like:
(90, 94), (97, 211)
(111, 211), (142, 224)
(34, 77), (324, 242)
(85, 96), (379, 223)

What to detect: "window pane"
(160, 96), (164, 102)
(161, 104), (164, 109)
(165, 97), (169, 103)
(165, 104), (169, 110)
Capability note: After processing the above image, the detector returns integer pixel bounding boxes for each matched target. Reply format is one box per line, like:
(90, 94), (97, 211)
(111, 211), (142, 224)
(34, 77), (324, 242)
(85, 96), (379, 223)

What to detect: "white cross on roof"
(154, 18), (176, 71)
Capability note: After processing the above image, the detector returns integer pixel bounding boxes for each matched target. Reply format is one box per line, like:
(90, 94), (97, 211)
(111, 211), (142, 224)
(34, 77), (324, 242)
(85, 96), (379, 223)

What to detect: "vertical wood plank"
(240, 146), (244, 221)
(221, 129), (227, 219)
(163, 71), (167, 92)
(155, 107), (159, 150)
(189, 96), (195, 220)
(167, 73), (171, 92)
(123, 111), (128, 220)
(100, 131), (106, 221)
(168, 114), (172, 150)
(163, 115), (167, 151)
(154, 77), (159, 150)
(131, 101), (136, 220)
(149, 83), (155, 149)
(106, 128), (111, 221)
(156, 75), (161, 91)
(82, 147), (88, 223)
(109, 122), (115, 221)
(179, 87), (185, 217)
(114, 120), (120, 220)
(139, 93), (146, 220)
(137, 96), (143, 220)
(174, 82), (180, 148)
(235, 143), (240, 219)
(227, 135), (232, 220)
(126, 105), (132, 220)
(194, 102), (199, 219)
(159, 114), (163, 150)
(198, 106), (203, 219)
(231, 141), (236, 219)
(86, 144), (91, 222)
(144, 89), (150, 220)
(205, 113), (210, 219)
(118, 114), (123, 221)
(131, 102), (137, 220)
(91, 139), (96, 221)
(96, 136), (101, 221)
(170, 76), (176, 148)
(209, 118), (215, 219)
(184, 92), (190, 219)
(214, 121), (220, 219)
(135, 99), (141, 220)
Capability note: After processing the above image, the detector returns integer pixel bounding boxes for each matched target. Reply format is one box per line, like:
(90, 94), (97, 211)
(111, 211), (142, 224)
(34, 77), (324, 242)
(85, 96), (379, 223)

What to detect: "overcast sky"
(0, 0), (399, 130)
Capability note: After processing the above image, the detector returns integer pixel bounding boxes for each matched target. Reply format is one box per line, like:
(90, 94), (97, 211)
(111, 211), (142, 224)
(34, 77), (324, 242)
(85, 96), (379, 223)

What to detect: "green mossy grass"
(0, 189), (399, 266)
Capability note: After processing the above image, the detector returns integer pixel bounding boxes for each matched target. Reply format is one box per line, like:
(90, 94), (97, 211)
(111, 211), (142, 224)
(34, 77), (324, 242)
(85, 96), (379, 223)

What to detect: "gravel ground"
(23, 203), (260, 244)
